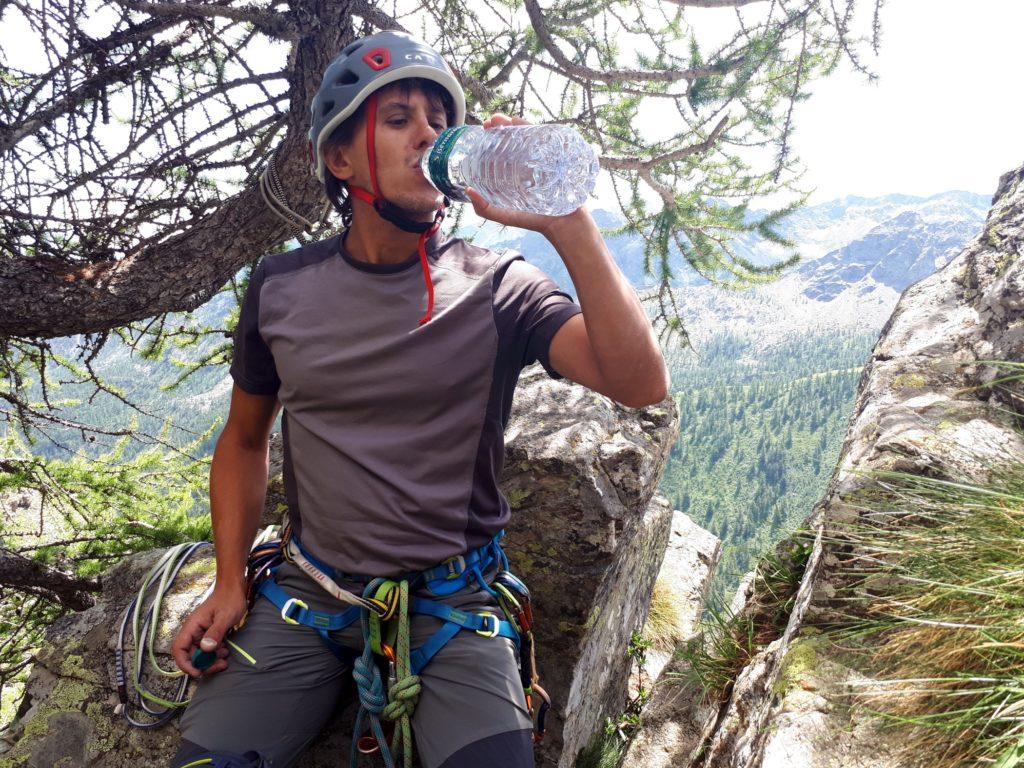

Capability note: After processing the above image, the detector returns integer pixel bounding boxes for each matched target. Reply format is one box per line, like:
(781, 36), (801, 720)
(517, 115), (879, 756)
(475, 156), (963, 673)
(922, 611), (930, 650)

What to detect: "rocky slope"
(627, 164), (1024, 767)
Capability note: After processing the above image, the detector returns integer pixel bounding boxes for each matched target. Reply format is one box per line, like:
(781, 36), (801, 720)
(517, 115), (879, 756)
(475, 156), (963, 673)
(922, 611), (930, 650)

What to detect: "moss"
(984, 225), (1004, 250)
(84, 702), (117, 752)
(518, 460), (530, 472)
(772, 634), (824, 698)
(177, 554), (216, 582)
(583, 604), (602, 631)
(0, 678), (94, 768)
(505, 487), (533, 510)
(59, 654), (100, 686)
(892, 373), (927, 390)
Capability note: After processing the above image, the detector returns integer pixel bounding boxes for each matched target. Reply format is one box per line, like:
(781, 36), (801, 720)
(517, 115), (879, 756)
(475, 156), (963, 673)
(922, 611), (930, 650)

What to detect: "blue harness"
(253, 530), (521, 673)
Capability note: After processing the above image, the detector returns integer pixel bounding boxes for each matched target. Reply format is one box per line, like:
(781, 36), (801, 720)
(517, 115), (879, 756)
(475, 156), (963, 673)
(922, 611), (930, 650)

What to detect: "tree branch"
(662, 0), (768, 6)
(0, 548), (100, 612)
(600, 114), (730, 171)
(115, 0), (301, 39)
(0, 39), (180, 154)
(349, 0), (407, 33)
(524, 0), (728, 84)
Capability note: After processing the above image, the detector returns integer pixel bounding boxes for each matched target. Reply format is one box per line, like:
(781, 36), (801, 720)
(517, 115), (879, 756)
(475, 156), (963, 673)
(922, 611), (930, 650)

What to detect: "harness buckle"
(280, 597), (308, 625)
(475, 611), (500, 638)
(444, 555), (466, 580)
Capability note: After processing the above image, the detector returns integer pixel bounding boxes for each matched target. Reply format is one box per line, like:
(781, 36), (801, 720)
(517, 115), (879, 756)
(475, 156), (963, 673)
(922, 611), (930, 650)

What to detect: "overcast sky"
(732, 0), (1021, 206)
(588, 0), (1023, 211)
(4, 1), (1020, 214)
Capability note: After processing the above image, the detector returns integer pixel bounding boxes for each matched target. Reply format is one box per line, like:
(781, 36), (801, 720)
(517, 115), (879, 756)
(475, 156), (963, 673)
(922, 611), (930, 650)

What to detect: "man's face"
(328, 84), (449, 220)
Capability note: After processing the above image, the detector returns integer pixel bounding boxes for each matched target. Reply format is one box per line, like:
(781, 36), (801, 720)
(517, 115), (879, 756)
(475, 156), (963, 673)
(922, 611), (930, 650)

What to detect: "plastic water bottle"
(421, 124), (600, 216)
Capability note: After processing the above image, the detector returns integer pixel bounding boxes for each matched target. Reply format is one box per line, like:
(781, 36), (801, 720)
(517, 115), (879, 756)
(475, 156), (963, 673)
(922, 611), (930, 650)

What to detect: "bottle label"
(427, 126), (470, 202)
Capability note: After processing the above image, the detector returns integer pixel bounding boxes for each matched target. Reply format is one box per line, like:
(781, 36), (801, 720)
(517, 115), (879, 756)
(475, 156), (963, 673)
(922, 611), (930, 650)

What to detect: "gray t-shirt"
(229, 229), (582, 577)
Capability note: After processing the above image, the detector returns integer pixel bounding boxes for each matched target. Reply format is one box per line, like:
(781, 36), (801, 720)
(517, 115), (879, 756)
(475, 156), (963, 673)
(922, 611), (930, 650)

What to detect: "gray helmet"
(308, 30), (467, 184)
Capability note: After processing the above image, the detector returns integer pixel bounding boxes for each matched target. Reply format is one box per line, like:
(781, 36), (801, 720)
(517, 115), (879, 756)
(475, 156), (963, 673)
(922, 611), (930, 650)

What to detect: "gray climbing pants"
(169, 559), (535, 768)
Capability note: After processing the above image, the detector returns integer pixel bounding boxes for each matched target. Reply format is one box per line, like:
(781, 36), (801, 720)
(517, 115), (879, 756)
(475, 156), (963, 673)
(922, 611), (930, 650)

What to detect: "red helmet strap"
(366, 91), (383, 200)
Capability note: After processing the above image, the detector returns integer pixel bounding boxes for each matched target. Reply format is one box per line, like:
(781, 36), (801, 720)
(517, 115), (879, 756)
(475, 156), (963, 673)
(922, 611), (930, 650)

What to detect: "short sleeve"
(494, 255), (583, 380)
(229, 259), (281, 396)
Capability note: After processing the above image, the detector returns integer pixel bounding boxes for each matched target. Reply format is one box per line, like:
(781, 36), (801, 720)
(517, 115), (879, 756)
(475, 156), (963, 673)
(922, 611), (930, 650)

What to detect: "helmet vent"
(321, 99), (334, 115)
(342, 41), (362, 55)
(362, 47), (391, 71)
(337, 68), (359, 86)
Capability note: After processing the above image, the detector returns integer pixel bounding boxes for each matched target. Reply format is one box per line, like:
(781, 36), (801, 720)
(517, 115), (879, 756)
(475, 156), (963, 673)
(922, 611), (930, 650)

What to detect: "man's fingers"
(172, 611), (212, 676)
(201, 657), (229, 676)
(175, 642), (201, 677)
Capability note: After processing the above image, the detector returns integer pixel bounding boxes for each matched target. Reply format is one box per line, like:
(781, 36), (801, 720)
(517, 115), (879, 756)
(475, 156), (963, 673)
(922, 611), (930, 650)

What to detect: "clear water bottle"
(421, 124), (600, 216)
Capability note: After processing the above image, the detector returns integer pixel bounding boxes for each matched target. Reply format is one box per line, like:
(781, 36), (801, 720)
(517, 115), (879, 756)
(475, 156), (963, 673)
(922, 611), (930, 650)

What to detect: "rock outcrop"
(0, 366), (701, 768)
(666, 164), (1024, 767)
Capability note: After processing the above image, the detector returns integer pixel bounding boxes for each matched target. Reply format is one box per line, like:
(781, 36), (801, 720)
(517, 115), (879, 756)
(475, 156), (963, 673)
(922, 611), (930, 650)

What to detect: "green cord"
(131, 543), (193, 710)
(128, 542), (256, 712)
(382, 580), (420, 768)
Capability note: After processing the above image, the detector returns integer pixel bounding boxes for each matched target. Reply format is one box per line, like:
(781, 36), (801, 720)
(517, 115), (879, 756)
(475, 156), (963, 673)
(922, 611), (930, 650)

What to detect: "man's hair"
(322, 78), (456, 227)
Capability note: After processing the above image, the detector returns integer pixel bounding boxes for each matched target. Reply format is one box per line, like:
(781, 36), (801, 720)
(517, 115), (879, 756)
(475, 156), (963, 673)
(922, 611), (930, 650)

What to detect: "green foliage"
(1, 416), (214, 727)
(660, 329), (876, 609)
(576, 631), (654, 768)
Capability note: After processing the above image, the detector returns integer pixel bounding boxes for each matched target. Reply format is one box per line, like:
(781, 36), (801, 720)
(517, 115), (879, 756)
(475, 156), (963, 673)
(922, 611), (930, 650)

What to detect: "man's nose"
(414, 116), (440, 147)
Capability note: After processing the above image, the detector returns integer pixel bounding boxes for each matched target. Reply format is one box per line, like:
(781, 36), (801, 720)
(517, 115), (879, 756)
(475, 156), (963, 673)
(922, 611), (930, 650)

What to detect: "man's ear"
(324, 141), (355, 183)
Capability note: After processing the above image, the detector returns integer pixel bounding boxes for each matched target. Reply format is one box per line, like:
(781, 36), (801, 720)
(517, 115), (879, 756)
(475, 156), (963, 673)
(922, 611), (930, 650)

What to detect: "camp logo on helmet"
(404, 52), (439, 64)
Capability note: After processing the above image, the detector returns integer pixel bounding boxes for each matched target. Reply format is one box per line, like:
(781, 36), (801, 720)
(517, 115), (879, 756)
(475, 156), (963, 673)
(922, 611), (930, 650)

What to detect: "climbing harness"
(115, 525), (551, 765)
(253, 522), (551, 766)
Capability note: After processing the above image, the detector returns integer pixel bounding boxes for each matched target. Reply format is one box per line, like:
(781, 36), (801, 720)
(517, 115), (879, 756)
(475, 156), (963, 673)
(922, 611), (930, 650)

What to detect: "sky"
(746, 0), (1024, 206)
(3, 1), (1021, 217)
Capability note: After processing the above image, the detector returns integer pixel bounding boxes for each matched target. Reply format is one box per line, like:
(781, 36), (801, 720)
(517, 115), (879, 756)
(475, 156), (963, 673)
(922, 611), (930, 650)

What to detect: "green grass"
(813, 362), (1024, 767)
(642, 574), (692, 652)
(669, 527), (814, 706)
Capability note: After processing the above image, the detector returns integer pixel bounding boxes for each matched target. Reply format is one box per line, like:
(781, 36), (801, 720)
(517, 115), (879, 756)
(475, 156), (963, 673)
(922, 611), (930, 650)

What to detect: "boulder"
(619, 512), (721, 768)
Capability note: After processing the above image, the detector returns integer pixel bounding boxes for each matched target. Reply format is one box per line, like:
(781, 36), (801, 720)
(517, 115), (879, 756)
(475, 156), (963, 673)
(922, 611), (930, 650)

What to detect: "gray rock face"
(0, 365), (689, 768)
(684, 165), (1024, 768)
(620, 512), (721, 768)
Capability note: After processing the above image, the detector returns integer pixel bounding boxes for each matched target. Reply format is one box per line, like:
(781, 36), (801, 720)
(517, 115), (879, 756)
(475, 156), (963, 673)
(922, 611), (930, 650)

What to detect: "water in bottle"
(420, 124), (600, 216)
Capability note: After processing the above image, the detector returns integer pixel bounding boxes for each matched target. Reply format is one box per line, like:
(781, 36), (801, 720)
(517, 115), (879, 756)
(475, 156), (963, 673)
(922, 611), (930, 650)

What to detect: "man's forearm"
(542, 209), (669, 404)
(208, 437), (269, 593)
